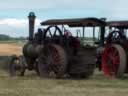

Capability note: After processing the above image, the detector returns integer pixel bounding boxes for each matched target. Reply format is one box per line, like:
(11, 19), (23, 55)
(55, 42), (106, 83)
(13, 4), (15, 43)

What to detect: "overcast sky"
(0, 0), (128, 37)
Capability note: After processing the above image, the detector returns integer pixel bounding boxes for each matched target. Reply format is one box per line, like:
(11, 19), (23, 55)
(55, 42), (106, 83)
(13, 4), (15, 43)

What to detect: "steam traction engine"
(101, 21), (128, 78)
(9, 12), (106, 78)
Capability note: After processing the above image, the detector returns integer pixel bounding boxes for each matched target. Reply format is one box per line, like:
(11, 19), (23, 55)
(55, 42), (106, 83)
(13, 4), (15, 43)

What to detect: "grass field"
(0, 43), (128, 96)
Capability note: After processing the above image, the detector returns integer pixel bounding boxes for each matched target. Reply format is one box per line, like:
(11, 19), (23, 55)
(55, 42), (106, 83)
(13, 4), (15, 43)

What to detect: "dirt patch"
(0, 44), (22, 56)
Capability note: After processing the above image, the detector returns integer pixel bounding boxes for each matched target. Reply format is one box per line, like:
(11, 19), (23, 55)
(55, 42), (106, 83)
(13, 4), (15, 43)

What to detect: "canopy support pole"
(93, 27), (95, 41)
(62, 25), (64, 33)
(100, 26), (105, 46)
(83, 27), (85, 39)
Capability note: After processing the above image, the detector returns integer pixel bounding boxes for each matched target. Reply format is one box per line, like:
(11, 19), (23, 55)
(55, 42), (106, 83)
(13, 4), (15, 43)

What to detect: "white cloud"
(0, 18), (41, 27)
(0, 18), (42, 37)
(0, 19), (27, 27)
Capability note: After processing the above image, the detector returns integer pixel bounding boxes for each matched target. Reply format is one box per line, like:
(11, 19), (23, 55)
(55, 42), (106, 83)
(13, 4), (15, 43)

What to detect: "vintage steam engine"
(101, 21), (128, 78)
(9, 12), (97, 78)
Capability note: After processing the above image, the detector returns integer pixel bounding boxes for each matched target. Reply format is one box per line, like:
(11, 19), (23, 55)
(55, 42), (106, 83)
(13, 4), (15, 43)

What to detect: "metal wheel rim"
(102, 44), (126, 78)
(38, 44), (67, 78)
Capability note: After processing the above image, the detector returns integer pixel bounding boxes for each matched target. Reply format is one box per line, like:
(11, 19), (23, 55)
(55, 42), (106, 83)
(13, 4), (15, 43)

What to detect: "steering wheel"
(43, 26), (63, 44)
(106, 31), (126, 44)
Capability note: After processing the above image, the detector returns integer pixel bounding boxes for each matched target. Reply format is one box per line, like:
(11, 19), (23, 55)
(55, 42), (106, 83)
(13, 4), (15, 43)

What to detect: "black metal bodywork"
(9, 12), (107, 78)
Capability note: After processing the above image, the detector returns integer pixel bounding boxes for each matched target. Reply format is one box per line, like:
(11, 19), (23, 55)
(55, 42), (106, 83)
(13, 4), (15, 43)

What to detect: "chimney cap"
(28, 12), (36, 18)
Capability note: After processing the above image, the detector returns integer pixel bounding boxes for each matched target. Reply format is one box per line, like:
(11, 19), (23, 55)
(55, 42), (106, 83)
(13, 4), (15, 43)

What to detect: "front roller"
(38, 44), (67, 78)
(102, 44), (126, 78)
(9, 55), (26, 76)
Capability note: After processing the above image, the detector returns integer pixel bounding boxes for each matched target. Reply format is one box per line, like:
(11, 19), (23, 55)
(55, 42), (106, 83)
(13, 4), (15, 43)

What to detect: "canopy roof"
(107, 21), (128, 29)
(41, 17), (106, 27)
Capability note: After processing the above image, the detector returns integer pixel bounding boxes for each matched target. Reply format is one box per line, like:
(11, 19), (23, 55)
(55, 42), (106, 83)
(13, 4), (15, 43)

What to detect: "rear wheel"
(102, 44), (126, 78)
(38, 44), (67, 78)
(68, 47), (95, 79)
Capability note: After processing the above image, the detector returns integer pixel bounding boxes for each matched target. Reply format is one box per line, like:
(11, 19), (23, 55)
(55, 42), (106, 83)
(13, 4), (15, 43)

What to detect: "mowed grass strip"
(0, 70), (127, 96)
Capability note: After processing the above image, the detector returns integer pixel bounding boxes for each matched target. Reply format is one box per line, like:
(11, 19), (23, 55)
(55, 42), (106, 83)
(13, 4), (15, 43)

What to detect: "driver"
(64, 29), (72, 37)
(64, 29), (80, 55)
(34, 28), (44, 44)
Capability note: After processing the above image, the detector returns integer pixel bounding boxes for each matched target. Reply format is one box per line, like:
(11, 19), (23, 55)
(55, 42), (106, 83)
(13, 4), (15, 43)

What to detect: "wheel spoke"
(102, 44), (126, 78)
(48, 29), (52, 37)
(43, 26), (63, 45)
(53, 28), (57, 36)
(38, 44), (67, 78)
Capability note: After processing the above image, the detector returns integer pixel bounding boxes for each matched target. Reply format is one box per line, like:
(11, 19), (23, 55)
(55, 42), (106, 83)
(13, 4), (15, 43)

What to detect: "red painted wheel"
(102, 44), (126, 78)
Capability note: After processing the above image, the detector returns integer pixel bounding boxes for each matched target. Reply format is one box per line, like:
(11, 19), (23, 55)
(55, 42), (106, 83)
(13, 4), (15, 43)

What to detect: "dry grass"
(0, 44), (22, 56)
(0, 71), (128, 96)
(0, 43), (128, 96)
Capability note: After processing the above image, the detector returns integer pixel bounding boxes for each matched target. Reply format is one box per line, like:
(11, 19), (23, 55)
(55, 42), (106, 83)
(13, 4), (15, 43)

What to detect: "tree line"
(0, 34), (26, 41)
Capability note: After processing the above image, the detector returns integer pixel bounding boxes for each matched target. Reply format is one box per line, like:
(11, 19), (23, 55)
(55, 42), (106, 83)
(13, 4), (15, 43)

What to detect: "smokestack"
(28, 12), (36, 41)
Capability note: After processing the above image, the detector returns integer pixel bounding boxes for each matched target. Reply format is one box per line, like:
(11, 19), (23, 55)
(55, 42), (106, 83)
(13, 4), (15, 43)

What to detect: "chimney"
(28, 12), (36, 41)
